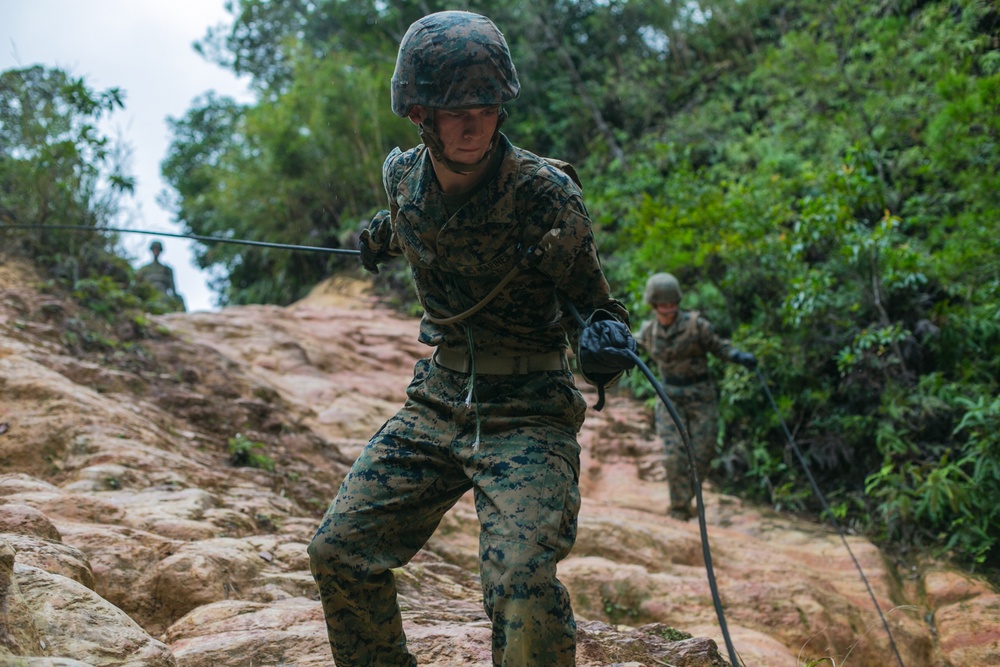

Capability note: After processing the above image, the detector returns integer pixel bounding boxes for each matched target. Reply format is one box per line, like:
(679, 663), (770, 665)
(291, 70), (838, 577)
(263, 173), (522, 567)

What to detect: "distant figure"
(636, 272), (756, 521)
(136, 240), (185, 312)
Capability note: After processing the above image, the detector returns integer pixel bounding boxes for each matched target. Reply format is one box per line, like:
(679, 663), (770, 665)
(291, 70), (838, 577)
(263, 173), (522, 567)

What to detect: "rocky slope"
(0, 258), (997, 667)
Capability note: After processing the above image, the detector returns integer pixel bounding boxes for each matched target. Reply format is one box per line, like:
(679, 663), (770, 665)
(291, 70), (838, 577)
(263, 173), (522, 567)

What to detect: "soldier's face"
(434, 106), (499, 165)
(654, 302), (678, 326)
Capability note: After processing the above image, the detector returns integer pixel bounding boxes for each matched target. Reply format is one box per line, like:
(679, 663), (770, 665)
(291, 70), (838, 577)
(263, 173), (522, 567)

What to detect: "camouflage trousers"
(654, 381), (719, 512)
(308, 357), (586, 667)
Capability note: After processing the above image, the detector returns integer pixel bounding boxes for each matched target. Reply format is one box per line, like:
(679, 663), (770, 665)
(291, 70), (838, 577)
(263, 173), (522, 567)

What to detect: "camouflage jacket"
(360, 134), (628, 356)
(637, 310), (734, 384)
(136, 261), (176, 296)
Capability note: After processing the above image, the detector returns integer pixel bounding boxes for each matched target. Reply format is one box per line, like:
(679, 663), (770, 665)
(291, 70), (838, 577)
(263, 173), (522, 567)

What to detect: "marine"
(636, 272), (756, 521)
(308, 11), (636, 667)
(136, 240), (185, 312)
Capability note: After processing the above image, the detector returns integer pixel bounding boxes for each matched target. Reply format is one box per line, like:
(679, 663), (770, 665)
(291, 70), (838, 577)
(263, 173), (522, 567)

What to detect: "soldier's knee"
(481, 538), (559, 592)
(309, 512), (391, 585)
(308, 518), (354, 579)
(308, 531), (336, 576)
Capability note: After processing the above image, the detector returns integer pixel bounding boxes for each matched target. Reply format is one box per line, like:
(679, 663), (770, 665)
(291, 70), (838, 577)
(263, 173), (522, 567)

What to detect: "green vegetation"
(1, 66), (179, 324)
(2, 0), (997, 573)
(654, 626), (692, 643)
(228, 433), (275, 472)
(586, 0), (1000, 572)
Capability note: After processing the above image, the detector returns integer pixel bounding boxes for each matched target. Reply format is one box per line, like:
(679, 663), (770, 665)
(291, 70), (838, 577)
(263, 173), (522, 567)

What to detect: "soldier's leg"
(684, 389), (720, 497)
(467, 371), (585, 667)
(308, 360), (471, 667)
(656, 397), (695, 517)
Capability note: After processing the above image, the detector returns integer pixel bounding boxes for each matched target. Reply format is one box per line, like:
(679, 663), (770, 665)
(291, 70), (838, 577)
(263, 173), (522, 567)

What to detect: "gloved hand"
(731, 349), (758, 369)
(358, 212), (392, 274)
(579, 320), (637, 376)
(358, 237), (382, 274)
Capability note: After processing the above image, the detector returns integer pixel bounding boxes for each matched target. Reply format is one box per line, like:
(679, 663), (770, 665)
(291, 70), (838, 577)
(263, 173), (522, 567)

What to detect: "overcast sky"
(1, 0), (253, 311)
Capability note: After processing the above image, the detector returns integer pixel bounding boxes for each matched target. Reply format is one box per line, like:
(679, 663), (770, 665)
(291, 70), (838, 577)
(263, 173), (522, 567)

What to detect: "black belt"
(433, 348), (569, 375)
(663, 374), (709, 387)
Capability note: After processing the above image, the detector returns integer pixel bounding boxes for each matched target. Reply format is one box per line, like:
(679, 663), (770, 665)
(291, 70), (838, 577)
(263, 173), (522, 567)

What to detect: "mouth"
(452, 147), (486, 164)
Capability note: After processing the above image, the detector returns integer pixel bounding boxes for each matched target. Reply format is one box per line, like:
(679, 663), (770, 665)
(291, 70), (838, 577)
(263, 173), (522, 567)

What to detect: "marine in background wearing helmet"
(636, 273), (756, 521)
(308, 11), (635, 667)
(135, 240), (185, 312)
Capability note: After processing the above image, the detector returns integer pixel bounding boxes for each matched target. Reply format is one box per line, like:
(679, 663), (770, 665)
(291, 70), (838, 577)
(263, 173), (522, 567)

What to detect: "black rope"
(0, 223), (362, 256)
(755, 368), (907, 667)
(562, 300), (742, 667)
(632, 349), (742, 667)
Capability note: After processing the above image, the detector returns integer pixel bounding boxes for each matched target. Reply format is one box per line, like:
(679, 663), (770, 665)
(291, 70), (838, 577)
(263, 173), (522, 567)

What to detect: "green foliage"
(601, 594), (641, 625)
(72, 275), (143, 318)
(161, 49), (413, 305)
(1, 65), (177, 327)
(227, 433), (275, 472)
(654, 626), (693, 642)
(592, 0), (999, 569)
(1, 66), (133, 260)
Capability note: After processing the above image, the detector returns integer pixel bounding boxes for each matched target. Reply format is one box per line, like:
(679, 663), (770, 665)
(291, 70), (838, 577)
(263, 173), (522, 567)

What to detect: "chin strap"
(417, 107), (508, 175)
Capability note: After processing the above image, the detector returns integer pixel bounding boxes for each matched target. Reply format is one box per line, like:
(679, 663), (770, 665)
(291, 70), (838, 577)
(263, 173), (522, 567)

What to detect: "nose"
(463, 115), (486, 139)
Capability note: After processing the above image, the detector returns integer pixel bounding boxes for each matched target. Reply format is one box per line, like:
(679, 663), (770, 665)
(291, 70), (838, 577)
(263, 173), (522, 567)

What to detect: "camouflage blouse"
(136, 261), (176, 296)
(361, 134), (628, 356)
(637, 310), (734, 384)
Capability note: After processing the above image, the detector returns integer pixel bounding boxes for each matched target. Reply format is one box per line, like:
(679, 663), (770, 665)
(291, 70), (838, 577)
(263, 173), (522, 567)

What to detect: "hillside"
(0, 257), (997, 667)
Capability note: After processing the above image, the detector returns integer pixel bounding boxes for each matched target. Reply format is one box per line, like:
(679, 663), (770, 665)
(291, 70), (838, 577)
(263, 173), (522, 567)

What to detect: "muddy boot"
(667, 505), (693, 521)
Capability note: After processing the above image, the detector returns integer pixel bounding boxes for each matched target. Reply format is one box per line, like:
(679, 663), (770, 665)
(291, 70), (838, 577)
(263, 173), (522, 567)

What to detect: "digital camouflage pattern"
(643, 272), (682, 305)
(637, 310), (734, 384)
(309, 359), (585, 666)
(391, 11), (520, 118)
(637, 310), (736, 515)
(653, 382), (719, 514)
(136, 260), (185, 312)
(362, 133), (628, 355)
(136, 260), (175, 296)
(312, 125), (628, 664)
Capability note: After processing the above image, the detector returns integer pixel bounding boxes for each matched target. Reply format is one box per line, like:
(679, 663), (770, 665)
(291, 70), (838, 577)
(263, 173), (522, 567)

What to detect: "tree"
(0, 65), (134, 281)
(161, 52), (412, 305)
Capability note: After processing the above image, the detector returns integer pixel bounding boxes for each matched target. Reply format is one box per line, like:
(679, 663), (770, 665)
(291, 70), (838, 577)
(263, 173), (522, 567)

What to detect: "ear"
(407, 105), (427, 126)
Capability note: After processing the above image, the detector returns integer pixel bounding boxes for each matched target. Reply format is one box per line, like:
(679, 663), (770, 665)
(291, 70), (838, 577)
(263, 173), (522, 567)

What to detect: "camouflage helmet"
(150, 241), (163, 252)
(644, 273), (682, 305)
(391, 11), (520, 118)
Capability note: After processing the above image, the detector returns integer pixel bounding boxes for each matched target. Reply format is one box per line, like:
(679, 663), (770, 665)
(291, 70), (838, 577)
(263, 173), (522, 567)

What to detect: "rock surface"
(0, 259), (998, 666)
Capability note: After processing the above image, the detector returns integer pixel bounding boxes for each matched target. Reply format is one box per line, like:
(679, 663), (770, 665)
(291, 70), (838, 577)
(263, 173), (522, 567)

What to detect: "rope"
(0, 223), (362, 256)
(631, 349), (742, 667)
(422, 230), (560, 326)
(562, 300), (742, 667)
(755, 368), (907, 667)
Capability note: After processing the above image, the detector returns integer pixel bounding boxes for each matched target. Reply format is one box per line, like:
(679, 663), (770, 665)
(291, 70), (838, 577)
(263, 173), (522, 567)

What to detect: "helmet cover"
(391, 11), (520, 118)
(644, 273), (682, 305)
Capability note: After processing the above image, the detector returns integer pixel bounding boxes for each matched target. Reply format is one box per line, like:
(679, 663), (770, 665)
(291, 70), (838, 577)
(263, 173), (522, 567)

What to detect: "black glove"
(358, 237), (382, 274)
(359, 210), (393, 274)
(731, 349), (758, 369)
(579, 320), (637, 375)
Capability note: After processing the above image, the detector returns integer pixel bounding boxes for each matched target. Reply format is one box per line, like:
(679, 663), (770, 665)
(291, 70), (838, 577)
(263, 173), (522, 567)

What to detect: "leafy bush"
(228, 433), (276, 472)
(592, 0), (999, 570)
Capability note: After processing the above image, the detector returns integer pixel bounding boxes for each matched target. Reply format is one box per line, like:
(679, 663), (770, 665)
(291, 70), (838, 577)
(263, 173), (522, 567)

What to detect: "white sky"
(1, 0), (254, 311)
